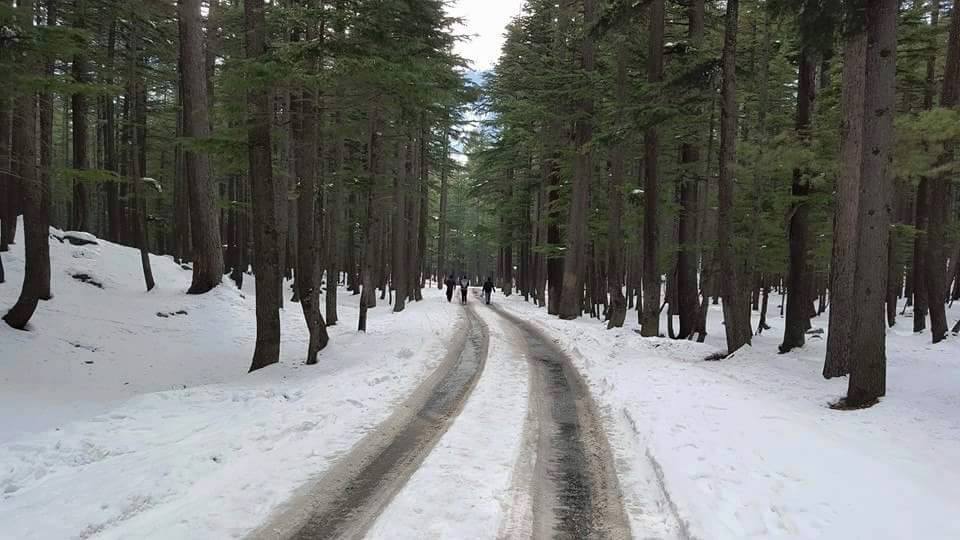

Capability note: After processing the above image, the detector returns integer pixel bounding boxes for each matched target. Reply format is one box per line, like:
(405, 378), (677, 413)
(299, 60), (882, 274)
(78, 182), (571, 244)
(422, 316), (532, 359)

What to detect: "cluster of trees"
(464, 0), (959, 408)
(0, 0), (470, 372)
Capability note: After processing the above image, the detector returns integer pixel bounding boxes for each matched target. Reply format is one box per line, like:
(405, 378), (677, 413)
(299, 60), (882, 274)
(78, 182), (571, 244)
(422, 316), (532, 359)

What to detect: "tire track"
(249, 305), (488, 540)
(491, 305), (631, 539)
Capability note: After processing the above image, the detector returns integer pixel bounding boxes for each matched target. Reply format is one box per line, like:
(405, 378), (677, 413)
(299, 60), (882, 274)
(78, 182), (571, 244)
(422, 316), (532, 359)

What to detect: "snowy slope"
(498, 295), (960, 539)
(0, 222), (463, 539)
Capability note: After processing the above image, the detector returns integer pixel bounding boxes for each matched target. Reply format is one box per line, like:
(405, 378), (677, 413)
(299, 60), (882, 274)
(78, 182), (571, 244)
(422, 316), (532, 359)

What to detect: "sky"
(447, 0), (526, 73)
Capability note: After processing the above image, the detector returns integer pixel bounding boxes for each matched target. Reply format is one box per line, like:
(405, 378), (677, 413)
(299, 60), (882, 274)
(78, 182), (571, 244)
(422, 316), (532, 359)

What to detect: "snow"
(0, 221), (463, 539)
(367, 303), (531, 539)
(4, 216), (960, 539)
(61, 230), (99, 245)
(496, 295), (960, 539)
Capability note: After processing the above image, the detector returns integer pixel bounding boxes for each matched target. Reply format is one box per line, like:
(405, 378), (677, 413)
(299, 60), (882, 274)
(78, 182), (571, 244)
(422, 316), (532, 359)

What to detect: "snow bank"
(498, 295), (960, 539)
(0, 222), (463, 539)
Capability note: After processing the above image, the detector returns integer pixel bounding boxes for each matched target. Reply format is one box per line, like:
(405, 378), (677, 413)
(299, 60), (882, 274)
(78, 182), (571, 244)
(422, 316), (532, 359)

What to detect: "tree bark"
(0, 92), (13, 251)
(924, 0), (959, 343)
(824, 23), (866, 380)
(717, 0), (752, 354)
(606, 44), (628, 329)
(103, 21), (122, 244)
(437, 125), (450, 286)
(846, 0), (896, 407)
(913, 178), (929, 331)
(247, 0), (282, 372)
(546, 0), (571, 316)
(326, 93), (345, 325)
(677, 0), (704, 339)
(359, 104), (383, 332)
(641, 0), (665, 337)
(780, 49), (816, 353)
(128, 29), (155, 292)
(38, 0), (56, 300)
(5, 0), (49, 330)
(294, 60), (329, 365)
(392, 132), (408, 312)
(179, 0), (224, 294)
(70, 1), (91, 233)
(558, 0), (596, 320)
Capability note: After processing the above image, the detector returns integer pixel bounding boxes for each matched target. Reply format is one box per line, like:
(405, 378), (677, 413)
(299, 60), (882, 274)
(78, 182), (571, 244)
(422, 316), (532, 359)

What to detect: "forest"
(1, 0), (958, 412)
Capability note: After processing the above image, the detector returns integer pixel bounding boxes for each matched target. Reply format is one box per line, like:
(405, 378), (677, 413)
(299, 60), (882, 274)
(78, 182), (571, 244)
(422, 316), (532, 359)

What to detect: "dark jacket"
(482, 280), (494, 293)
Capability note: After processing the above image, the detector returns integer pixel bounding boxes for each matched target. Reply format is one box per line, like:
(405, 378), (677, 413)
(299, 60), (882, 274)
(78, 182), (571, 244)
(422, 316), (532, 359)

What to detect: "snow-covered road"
(366, 297), (633, 539)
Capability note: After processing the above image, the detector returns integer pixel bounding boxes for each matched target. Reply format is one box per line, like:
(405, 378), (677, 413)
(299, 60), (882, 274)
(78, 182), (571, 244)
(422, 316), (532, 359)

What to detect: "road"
(251, 299), (630, 539)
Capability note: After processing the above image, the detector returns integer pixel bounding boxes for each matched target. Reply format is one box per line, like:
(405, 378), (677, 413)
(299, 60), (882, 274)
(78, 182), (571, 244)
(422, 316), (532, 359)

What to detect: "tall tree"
(71, 0), (91, 233)
(4, 0), (50, 331)
(606, 42), (628, 329)
(127, 25), (155, 292)
(676, 0), (705, 340)
(923, 0), (960, 344)
(780, 48), (817, 353)
(179, 0), (224, 294)
(558, 0), (597, 320)
(843, 0), (897, 407)
(717, 0), (752, 354)
(293, 31), (329, 364)
(640, 0), (665, 337)
(825, 8), (867, 380)
(247, 0), (282, 372)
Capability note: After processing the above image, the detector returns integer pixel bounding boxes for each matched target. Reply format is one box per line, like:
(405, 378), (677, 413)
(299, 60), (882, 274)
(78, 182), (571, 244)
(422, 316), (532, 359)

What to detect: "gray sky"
(448, 0), (525, 72)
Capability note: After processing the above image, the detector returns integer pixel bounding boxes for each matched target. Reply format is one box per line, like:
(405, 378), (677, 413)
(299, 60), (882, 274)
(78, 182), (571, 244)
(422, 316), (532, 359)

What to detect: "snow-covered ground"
(497, 294), (960, 539)
(0, 223), (463, 539)
(4, 220), (959, 539)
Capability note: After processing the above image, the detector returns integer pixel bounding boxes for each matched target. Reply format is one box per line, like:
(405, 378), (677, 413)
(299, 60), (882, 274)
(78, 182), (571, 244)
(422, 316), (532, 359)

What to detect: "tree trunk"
(913, 179), (929, 332)
(606, 44), (628, 329)
(247, 0), (282, 372)
(437, 125), (450, 286)
(128, 30), (155, 292)
(641, 0), (665, 337)
(824, 23), (866, 380)
(416, 123), (428, 298)
(38, 0), (56, 300)
(546, 0), (571, 316)
(558, 0), (596, 320)
(173, 56), (192, 263)
(71, 1), (91, 233)
(359, 104), (383, 332)
(294, 63), (329, 365)
(924, 0), (959, 343)
(780, 49), (816, 353)
(103, 21), (122, 244)
(0, 91), (13, 252)
(392, 133), (408, 312)
(179, 0), (224, 294)
(846, 0), (896, 407)
(5, 0), (49, 330)
(717, 0), (752, 354)
(677, 0), (705, 339)
(326, 104), (344, 325)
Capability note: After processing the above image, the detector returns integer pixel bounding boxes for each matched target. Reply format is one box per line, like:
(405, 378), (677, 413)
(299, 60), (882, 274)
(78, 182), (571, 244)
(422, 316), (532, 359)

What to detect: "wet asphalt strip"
(490, 303), (631, 539)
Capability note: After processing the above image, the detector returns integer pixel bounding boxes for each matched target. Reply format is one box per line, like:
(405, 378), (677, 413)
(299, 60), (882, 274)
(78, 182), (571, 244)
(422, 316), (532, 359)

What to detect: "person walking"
(482, 277), (495, 305)
(459, 275), (469, 304)
(444, 274), (456, 303)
